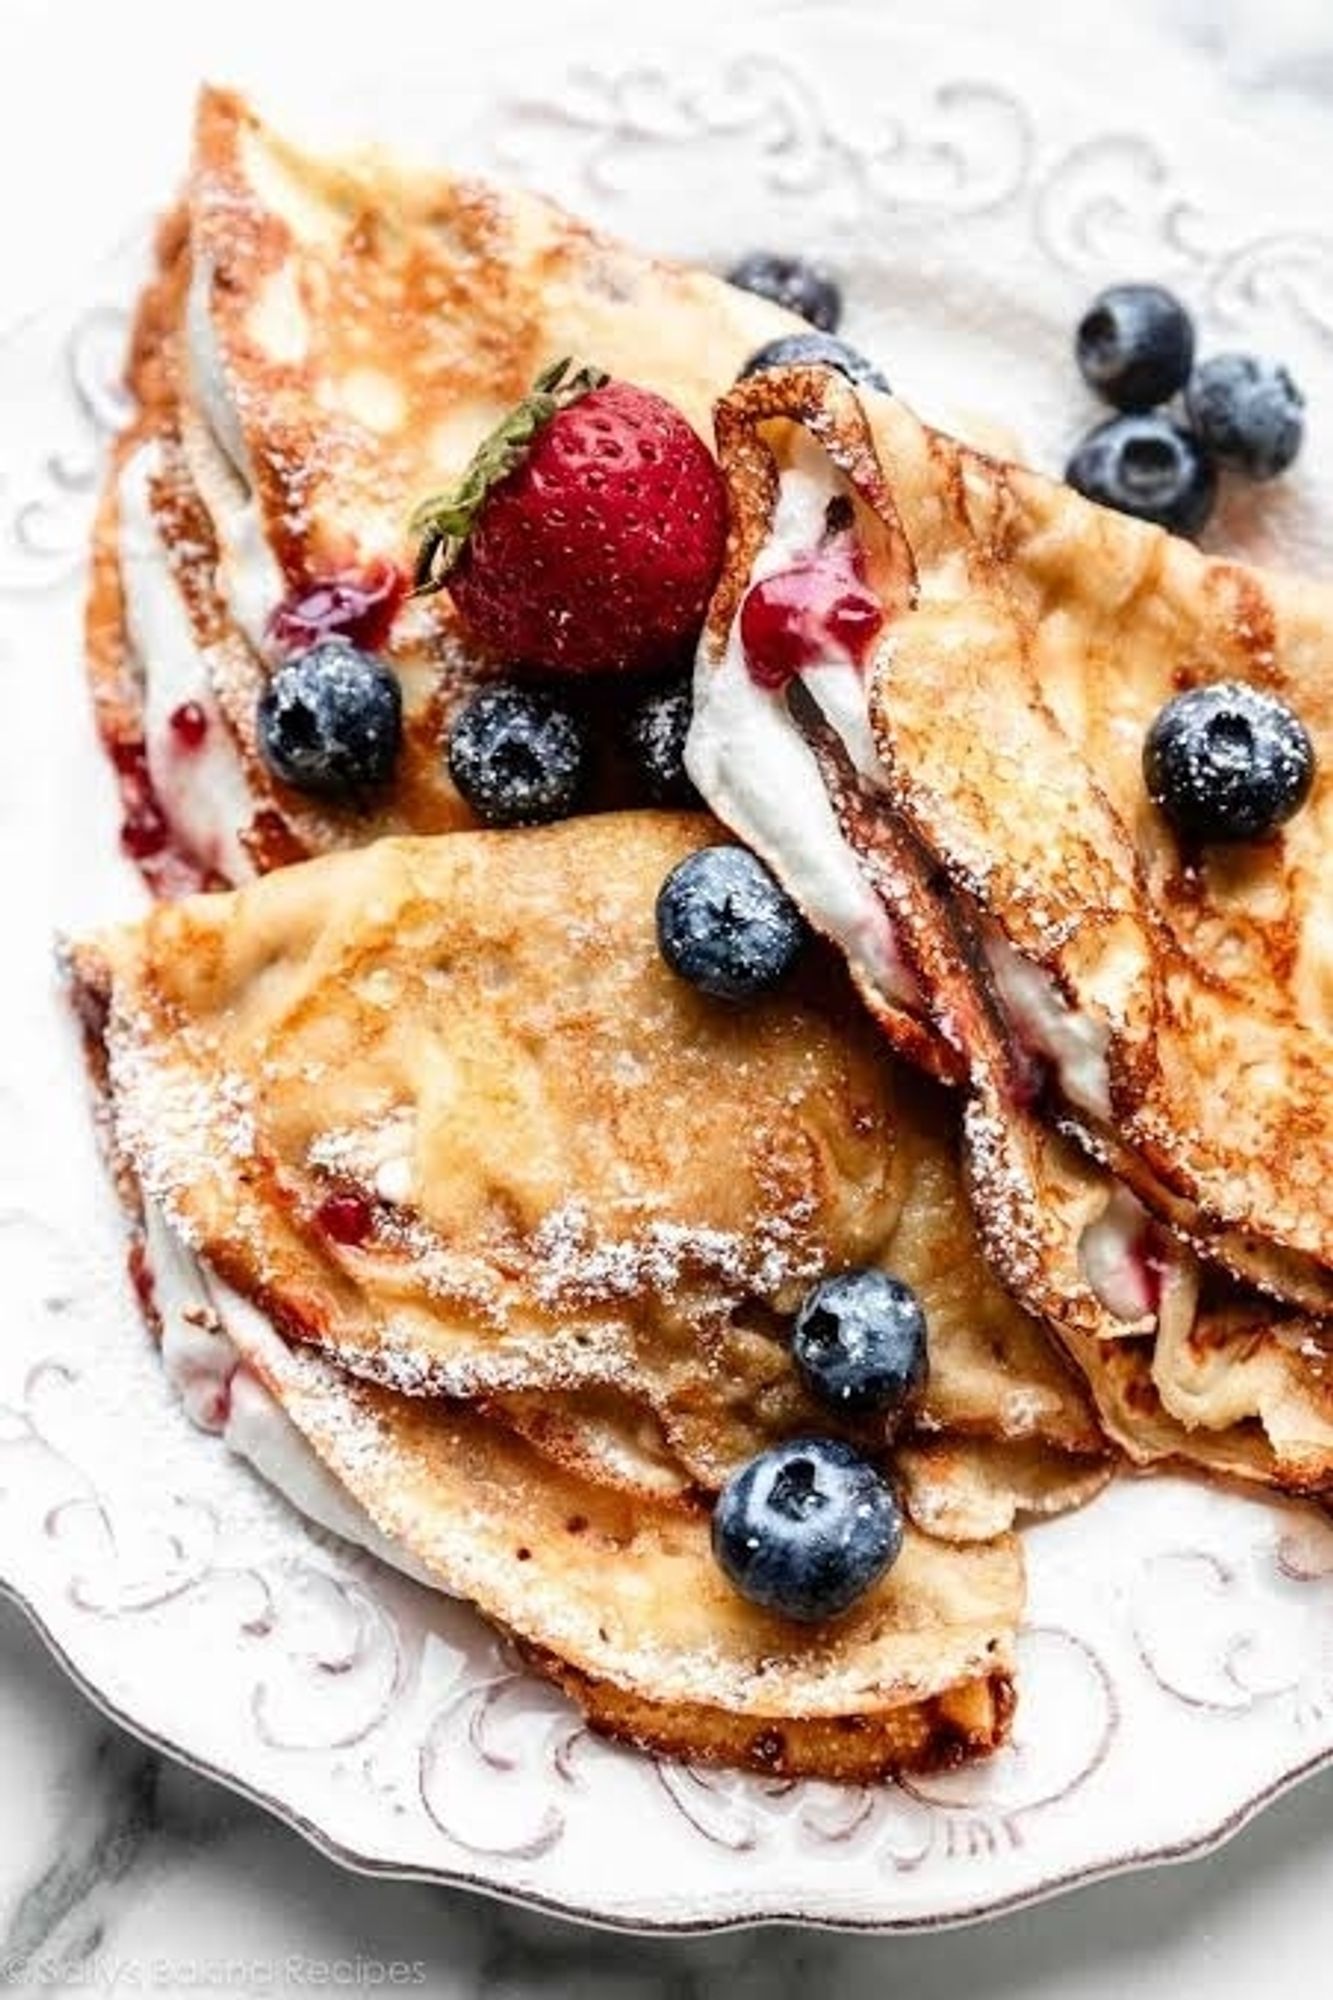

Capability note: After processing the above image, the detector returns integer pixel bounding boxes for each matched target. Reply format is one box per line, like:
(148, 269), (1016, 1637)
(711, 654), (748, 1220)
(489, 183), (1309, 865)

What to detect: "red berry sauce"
(1007, 1039), (1049, 1114)
(120, 799), (170, 861)
(108, 738), (217, 893)
(316, 1192), (374, 1247)
(168, 700), (209, 752)
(112, 742), (170, 860)
(128, 1237), (158, 1321)
(740, 538), (882, 691)
(1128, 1236), (1167, 1318)
(267, 557), (405, 657)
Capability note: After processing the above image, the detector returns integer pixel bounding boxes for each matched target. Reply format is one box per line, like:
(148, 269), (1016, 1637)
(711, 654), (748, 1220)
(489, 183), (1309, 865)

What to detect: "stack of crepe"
(689, 363), (1333, 1498)
(69, 813), (1112, 1776)
(70, 87), (1333, 1781)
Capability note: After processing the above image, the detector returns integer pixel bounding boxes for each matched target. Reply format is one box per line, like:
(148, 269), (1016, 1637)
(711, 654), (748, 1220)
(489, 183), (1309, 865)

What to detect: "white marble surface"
(7, 0), (1333, 1990)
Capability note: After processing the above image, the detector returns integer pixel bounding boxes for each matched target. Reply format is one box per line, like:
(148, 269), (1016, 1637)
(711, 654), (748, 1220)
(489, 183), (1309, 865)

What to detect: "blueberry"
(1186, 353), (1305, 481)
(1075, 283), (1194, 410)
(1066, 414), (1216, 537)
(737, 331), (890, 395)
(257, 639), (402, 798)
(1144, 681), (1315, 844)
(712, 1437), (903, 1623)
(793, 1270), (929, 1421)
(656, 845), (807, 1001)
(446, 685), (588, 827)
(625, 675), (700, 806)
(727, 253), (842, 333)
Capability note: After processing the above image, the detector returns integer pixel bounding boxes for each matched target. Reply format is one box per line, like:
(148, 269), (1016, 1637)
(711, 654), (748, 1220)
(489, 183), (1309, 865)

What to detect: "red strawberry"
(411, 360), (728, 676)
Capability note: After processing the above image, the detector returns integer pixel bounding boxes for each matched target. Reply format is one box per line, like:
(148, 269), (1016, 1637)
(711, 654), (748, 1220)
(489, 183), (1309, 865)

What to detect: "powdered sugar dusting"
(106, 997), (257, 1247)
(308, 1112), (415, 1185)
(529, 1197), (820, 1308)
(962, 1094), (1047, 1305)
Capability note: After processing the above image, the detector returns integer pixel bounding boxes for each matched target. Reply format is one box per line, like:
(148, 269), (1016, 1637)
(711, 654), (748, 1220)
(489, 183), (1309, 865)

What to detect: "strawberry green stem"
(410, 357), (609, 593)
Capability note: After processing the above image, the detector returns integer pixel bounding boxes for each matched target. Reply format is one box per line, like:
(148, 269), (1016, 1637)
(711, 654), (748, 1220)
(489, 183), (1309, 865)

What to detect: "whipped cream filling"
(983, 931), (1112, 1123)
(687, 443), (919, 1010)
(183, 257), (287, 657)
(982, 936), (1161, 1324)
(1078, 1185), (1160, 1323)
(185, 255), (250, 473)
(143, 1202), (238, 1430)
(141, 1202), (431, 1586)
(117, 442), (255, 883)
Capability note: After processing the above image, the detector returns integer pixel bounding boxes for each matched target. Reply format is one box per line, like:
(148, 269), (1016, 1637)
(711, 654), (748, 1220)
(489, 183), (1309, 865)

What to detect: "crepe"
(687, 365), (1333, 1494)
(68, 809), (1100, 1473)
(217, 1319), (1025, 1778)
(863, 399), (1333, 1303)
(67, 809), (1099, 1775)
(88, 86), (801, 891)
(895, 1438), (1113, 1544)
(1065, 1294), (1333, 1494)
(112, 1209), (1021, 1777)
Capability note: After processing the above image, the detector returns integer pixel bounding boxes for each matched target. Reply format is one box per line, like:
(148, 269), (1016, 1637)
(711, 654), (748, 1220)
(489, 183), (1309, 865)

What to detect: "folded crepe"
(688, 366), (1333, 1494)
(68, 810), (1099, 1474)
(88, 85), (801, 892)
(153, 1251), (1025, 1779)
(65, 810), (1131, 1776)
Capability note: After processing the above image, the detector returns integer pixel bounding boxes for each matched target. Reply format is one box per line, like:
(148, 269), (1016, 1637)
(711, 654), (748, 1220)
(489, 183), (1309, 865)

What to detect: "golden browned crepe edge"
(521, 1645), (1015, 1780)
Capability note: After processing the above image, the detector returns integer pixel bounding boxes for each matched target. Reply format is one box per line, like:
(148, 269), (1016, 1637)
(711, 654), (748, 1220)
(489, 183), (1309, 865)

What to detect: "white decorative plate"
(5, 0), (1333, 1934)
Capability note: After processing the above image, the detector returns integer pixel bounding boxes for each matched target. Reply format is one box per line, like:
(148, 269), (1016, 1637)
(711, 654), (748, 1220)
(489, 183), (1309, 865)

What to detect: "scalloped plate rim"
(8, 1571), (1332, 1937)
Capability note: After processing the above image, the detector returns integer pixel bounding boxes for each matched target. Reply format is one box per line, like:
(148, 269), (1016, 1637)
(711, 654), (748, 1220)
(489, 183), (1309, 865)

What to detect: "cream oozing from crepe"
(112, 253), (293, 882)
(182, 255), (287, 654)
(1077, 1187), (1161, 1322)
(689, 439), (1166, 1333)
(687, 436), (920, 1011)
(116, 441), (255, 884)
(982, 930), (1112, 1122)
(142, 1201), (432, 1585)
